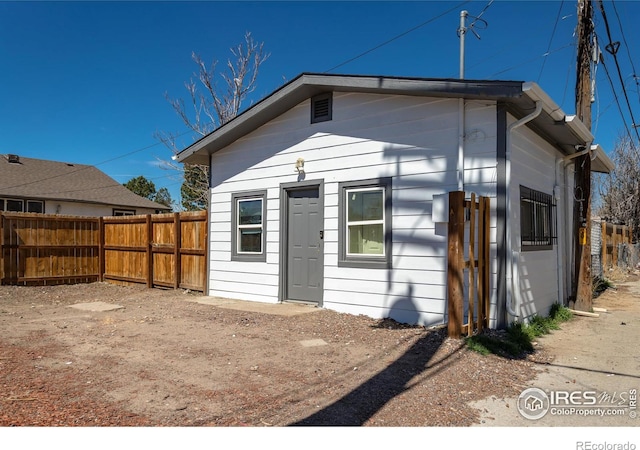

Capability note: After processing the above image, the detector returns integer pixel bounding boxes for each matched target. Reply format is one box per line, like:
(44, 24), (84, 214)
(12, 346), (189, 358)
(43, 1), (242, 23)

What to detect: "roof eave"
(175, 74), (524, 165)
(590, 144), (615, 174)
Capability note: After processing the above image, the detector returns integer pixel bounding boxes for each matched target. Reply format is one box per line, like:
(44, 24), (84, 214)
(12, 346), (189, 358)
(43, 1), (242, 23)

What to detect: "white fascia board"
(564, 114), (594, 145)
(591, 144), (615, 174)
(522, 82), (565, 121)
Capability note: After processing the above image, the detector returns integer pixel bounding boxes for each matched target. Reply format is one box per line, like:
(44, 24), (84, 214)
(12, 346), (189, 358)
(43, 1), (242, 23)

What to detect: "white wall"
(43, 201), (159, 217)
(208, 92), (500, 326)
(510, 115), (567, 320)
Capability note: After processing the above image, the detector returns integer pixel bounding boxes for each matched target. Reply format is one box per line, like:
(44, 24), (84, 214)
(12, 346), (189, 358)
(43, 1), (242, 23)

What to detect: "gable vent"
(311, 93), (332, 123)
(7, 154), (20, 164)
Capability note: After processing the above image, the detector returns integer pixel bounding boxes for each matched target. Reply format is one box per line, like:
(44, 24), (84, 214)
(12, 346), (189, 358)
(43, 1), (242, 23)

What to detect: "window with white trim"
(0, 198), (44, 213)
(232, 191), (267, 262)
(112, 208), (136, 216)
(338, 178), (392, 268)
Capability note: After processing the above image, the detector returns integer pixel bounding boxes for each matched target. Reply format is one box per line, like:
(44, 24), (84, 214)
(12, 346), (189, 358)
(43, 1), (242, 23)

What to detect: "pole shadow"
(289, 287), (462, 426)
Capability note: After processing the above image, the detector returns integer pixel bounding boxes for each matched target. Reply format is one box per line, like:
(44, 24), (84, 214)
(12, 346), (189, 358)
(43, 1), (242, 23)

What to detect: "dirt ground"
(0, 273), (638, 429)
(471, 269), (640, 427)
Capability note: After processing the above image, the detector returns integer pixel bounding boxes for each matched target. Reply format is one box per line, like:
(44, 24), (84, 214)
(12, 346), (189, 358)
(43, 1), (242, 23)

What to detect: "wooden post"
(146, 214), (153, 288)
(481, 196), (490, 330)
(601, 221), (607, 271)
(0, 213), (4, 285)
(448, 191), (465, 338)
(174, 212), (181, 289)
(468, 194), (476, 333)
(612, 224), (618, 267)
(98, 217), (105, 282)
(572, 0), (594, 312)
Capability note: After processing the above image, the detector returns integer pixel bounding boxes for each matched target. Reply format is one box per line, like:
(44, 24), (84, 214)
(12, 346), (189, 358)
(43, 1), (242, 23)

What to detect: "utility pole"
(573, 0), (594, 311)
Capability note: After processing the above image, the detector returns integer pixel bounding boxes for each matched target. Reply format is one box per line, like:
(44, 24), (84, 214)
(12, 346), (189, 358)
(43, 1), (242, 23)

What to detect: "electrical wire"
(597, 40), (640, 158)
(538, 0), (566, 82)
(324, 1), (472, 73)
(0, 128), (195, 191)
(610, 0), (640, 106)
(596, 0), (640, 142)
(488, 44), (574, 78)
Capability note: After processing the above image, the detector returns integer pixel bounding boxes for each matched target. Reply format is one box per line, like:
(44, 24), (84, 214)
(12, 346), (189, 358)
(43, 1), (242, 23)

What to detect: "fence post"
(479, 196), (490, 331)
(0, 213), (3, 285)
(468, 194), (476, 334)
(98, 217), (104, 282)
(601, 221), (607, 271)
(448, 191), (465, 338)
(146, 214), (153, 288)
(174, 212), (181, 289)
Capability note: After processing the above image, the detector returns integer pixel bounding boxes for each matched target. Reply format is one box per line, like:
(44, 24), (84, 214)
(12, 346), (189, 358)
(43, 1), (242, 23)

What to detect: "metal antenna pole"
(459, 10), (468, 79)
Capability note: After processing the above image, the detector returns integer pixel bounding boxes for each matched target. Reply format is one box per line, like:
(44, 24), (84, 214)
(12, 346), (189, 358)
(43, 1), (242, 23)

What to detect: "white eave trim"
(564, 114), (594, 145)
(591, 144), (615, 174)
(522, 82), (565, 121)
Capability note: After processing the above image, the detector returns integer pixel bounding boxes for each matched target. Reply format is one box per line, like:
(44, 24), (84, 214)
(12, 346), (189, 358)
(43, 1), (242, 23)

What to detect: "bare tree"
(155, 32), (269, 210)
(596, 134), (640, 238)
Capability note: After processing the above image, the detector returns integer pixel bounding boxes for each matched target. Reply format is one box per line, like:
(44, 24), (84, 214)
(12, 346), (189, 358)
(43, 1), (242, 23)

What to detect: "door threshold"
(283, 299), (320, 307)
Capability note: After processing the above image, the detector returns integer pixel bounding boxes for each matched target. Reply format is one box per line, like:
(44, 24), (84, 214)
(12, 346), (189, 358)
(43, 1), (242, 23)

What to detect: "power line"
(596, 0), (640, 142)
(610, 0), (640, 106)
(324, 1), (472, 73)
(597, 41), (638, 156)
(488, 44), (574, 78)
(538, 0), (566, 82)
(0, 128), (194, 191)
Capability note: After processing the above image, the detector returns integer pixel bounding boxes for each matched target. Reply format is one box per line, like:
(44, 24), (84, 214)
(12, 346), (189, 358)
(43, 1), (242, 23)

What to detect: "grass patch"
(465, 303), (573, 358)
(593, 276), (614, 298)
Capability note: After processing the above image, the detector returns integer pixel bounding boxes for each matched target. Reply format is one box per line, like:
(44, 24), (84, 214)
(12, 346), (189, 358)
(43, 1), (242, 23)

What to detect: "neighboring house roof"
(0, 155), (171, 211)
(176, 73), (613, 174)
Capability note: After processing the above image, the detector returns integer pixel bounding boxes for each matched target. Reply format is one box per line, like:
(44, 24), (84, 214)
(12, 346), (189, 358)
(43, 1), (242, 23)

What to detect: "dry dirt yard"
(0, 274), (636, 428)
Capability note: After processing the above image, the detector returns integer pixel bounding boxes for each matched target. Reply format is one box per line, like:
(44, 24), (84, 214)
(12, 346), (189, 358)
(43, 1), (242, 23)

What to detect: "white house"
(176, 74), (614, 329)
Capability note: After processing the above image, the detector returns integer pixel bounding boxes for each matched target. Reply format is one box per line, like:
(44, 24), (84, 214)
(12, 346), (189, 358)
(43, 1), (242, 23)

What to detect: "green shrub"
(465, 302), (573, 358)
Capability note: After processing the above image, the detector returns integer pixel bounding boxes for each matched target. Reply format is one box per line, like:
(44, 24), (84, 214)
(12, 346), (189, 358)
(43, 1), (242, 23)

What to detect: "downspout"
(505, 101), (543, 320)
(554, 159), (564, 307)
(458, 99), (465, 191)
(457, 10), (468, 192)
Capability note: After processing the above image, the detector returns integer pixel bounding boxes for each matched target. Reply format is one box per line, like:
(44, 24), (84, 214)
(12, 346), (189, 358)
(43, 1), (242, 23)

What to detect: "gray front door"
(286, 188), (323, 304)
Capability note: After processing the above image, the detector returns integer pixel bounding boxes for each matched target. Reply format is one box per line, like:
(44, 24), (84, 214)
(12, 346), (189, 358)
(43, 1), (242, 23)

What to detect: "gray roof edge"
(175, 73), (526, 165)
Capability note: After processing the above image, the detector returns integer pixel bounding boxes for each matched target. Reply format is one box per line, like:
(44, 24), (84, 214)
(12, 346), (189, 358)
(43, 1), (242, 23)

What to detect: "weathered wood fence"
(590, 218), (635, 277)
(600, 221), (633, 272)
(0, 211), (208, 291)
(447, 191), (491, 338)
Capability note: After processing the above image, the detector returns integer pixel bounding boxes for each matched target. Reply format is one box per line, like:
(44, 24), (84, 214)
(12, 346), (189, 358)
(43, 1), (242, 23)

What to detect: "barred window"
(520, 186), (556, 251)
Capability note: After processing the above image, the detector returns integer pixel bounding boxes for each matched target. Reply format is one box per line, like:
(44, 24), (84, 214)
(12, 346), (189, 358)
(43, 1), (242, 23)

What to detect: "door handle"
(319, 230), (324, 240)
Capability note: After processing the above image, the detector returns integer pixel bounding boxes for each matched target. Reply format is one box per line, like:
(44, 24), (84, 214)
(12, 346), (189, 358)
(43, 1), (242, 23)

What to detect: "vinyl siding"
(510, 115), (567, 320)
(208, 92), (499, 326)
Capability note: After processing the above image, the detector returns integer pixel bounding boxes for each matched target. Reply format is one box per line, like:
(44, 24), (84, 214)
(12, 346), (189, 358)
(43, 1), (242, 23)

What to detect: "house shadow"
(289, 286), (463, 426)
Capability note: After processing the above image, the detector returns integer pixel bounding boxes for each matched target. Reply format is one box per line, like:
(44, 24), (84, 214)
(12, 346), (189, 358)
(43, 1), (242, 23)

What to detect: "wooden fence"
(600, 221), (633, 272)
(1, 211), (208, 291)
(447, 191), (491, 338)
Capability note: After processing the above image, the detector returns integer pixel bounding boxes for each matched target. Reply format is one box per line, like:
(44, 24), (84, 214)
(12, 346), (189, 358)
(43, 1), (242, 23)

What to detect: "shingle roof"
(0, 155), (171, 210)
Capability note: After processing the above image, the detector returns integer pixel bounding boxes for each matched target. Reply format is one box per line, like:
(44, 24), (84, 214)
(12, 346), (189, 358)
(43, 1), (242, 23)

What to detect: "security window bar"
(520, 186), (556, 250)
(237, 197), (264, 254)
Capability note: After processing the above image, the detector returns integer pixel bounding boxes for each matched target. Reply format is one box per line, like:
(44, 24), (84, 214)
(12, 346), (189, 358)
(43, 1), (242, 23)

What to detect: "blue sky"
(1, 0), (639, 209)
